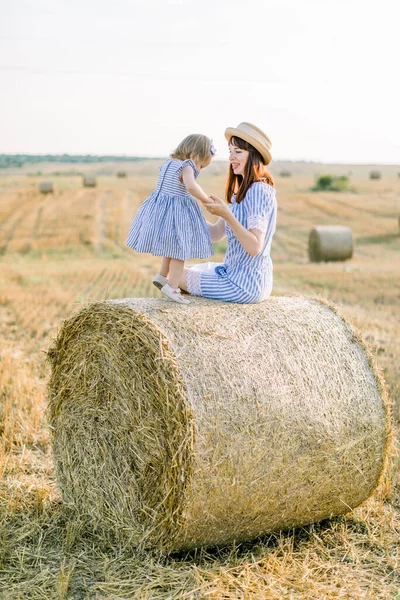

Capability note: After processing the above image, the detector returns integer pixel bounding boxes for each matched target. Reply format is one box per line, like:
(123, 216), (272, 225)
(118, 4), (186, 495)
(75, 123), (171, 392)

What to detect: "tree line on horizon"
(0, 154), (162, 169)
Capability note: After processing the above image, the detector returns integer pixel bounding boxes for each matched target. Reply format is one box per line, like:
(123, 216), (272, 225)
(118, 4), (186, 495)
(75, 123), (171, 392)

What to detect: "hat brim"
(225, 127), (272, 165)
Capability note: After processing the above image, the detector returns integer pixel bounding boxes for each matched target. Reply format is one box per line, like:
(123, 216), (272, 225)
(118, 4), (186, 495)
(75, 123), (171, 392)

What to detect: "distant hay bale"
(279, 170), (291, 177)
(39, 181), (53, 194)
(83, 175), (97, 187)
(117, 171), (127, 178)
(369, 170), (381, 180)
(47, 297), (391, 552)
(308, 225), (353, 262)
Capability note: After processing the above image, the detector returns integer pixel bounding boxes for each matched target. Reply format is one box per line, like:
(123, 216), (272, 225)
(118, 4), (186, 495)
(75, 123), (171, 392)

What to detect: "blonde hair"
(170, 134), (212, 163)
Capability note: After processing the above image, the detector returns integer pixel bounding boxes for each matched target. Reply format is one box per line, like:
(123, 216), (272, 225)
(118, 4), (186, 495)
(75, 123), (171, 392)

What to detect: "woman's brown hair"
(225, 136), (275, 204)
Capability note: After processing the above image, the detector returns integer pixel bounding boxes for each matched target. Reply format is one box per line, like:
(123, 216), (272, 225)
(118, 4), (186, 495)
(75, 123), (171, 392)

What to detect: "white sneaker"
(161, 283), (190, 305)
(152, 274), (168, 290)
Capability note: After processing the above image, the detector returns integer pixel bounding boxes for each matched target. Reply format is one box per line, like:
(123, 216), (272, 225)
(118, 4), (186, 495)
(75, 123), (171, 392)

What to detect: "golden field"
(0, 161), (399, 599)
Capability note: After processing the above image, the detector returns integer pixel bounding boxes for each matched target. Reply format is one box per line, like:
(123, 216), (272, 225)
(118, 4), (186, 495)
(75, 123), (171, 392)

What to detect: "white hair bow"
(210, 139), (217, 155)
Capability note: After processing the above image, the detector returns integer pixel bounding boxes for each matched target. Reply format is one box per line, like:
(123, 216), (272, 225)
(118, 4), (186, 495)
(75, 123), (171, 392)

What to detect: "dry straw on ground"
(47, 296), (392, 553)
(39, 180), (53, 194)
(308, 225), (353, 262)
(83, 175), (97, 187)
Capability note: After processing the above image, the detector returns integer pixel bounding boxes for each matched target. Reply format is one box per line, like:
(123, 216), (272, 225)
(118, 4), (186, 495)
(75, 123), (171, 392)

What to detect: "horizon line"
(0, 153), (399, 167)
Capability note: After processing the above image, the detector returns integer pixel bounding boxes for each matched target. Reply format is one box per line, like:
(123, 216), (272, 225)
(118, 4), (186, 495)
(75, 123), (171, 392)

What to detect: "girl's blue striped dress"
(187, 182), (277, 303)
(126, 158), (213, 260)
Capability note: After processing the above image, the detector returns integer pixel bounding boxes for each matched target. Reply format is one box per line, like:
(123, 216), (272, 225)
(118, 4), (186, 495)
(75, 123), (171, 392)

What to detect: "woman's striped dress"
(126, 158), (213, 260)
(187, 182), (277, 303)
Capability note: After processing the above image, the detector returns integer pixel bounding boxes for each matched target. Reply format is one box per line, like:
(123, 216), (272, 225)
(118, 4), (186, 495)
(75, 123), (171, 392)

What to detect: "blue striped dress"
(126, 158), (213, 260)
(187, 182), (277, 303)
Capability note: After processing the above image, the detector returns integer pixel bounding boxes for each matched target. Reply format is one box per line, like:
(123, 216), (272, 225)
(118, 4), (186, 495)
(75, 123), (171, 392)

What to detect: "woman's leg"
(179, 262), (224, 296)
(181, 262), (220, 296)
(183, 264), (255, 303)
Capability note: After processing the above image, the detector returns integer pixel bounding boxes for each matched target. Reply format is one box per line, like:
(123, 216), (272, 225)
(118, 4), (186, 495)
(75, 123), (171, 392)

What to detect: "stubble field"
(0, 161), (399, 598)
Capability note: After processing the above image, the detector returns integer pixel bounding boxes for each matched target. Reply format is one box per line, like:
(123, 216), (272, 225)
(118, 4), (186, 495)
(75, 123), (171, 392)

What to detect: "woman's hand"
(204, 194), (264, 256)
(202, 194), (231, 220)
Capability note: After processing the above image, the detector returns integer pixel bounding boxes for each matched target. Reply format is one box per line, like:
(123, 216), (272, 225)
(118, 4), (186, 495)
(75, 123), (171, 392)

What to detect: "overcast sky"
(1, 0), (399, 163)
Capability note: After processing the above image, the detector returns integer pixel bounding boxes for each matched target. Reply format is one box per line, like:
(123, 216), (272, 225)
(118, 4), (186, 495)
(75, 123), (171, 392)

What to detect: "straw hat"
(225, 122), (272, 165)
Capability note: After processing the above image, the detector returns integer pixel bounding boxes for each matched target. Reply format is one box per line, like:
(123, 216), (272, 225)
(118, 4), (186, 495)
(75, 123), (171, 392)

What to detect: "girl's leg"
(159, 257), (171, 278)
(153, 257), (171, 290)
(178, 267), (189, 292)
(161, 259), (189, 304)
(168, 259), (185, 289)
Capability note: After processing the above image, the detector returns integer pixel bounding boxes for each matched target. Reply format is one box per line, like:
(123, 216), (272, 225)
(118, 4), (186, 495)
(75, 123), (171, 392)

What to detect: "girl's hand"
(203, 195), (231, 219)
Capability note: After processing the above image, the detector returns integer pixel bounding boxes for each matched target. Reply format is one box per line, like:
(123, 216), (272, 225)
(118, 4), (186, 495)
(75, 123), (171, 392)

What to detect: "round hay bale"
(39, 181), (53, 194)
(116, 171), (127, 178)
(83, 175), (97, 187)
(47, 297), (391, 552)
(308, 225), (353, 262)
(369, 170), (381, 180)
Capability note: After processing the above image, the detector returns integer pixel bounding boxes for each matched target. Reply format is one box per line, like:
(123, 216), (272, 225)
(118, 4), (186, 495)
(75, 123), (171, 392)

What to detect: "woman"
(180, 122), (277, 303)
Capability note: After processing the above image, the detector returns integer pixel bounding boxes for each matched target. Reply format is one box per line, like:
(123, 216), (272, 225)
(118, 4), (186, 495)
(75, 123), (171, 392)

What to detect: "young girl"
(126, 134), (216, 304)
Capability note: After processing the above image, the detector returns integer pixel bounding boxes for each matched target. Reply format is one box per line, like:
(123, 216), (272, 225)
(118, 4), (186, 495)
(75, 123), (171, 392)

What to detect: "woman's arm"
(224, 212), (265, 256)
(181, 165), (209, 204)
(207, 218), (226, 243)
(204, 195), (265, 256)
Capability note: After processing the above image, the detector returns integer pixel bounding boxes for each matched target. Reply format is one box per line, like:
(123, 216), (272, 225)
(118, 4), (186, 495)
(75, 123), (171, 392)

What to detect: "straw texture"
(47, 296), (390, 552)
(308, 225), (353, 262)
(39, 181), (53, 194)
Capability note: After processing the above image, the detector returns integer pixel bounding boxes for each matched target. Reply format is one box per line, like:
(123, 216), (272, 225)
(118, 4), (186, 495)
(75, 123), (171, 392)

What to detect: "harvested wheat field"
(0, 161), (399, 598)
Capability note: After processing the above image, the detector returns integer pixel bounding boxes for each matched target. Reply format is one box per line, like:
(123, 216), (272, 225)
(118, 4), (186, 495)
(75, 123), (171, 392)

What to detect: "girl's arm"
(204, 195), (265, 256)
(181, 165), (226, 242)
(181, 165), (209, 204)
(207, 218), (226, 243)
